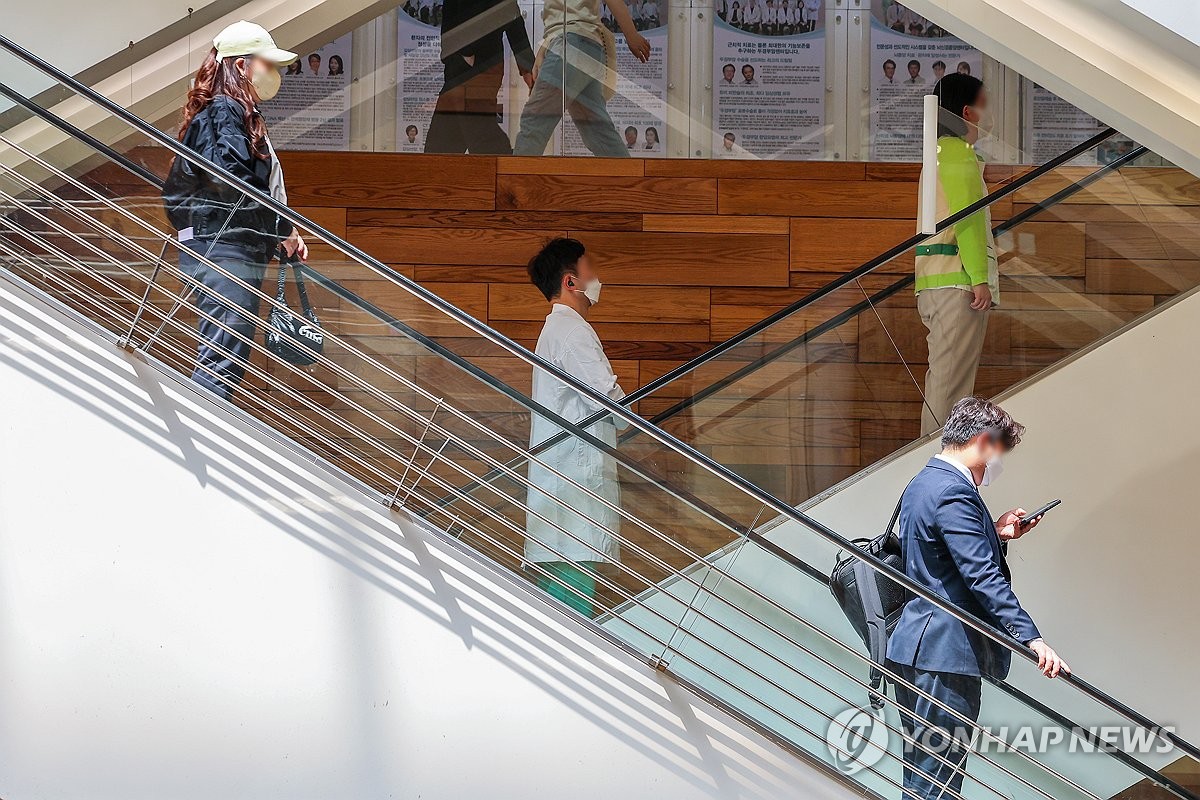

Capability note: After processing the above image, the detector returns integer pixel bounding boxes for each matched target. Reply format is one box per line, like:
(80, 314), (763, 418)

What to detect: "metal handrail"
(2, 35), (1198, 767)
(0, 187), (1151, 800)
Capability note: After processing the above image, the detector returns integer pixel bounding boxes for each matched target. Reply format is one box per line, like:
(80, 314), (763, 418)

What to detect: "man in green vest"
(915, 73), (998, 435)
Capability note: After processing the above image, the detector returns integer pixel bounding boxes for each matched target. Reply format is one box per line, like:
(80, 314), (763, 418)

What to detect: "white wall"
(1121, 1), (1200, 49)
(0, 275), (856, 800)
(5, 1), (221, 82)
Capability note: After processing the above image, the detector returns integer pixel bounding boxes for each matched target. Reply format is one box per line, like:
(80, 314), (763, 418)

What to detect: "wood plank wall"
(279, 151), (1200, 502)
(280, 153), (983, 386)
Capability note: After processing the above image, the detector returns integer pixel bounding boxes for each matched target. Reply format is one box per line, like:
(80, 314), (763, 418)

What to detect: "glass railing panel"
(630, 133), (1199, 519)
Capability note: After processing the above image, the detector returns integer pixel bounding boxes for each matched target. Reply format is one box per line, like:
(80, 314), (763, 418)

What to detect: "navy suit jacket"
(886, 458), (1040, 679)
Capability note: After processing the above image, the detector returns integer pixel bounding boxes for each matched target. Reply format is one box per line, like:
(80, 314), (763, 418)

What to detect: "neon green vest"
(915, 136), (999, 304)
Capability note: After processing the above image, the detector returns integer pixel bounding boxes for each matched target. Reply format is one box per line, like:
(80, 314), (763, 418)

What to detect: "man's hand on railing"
(1029, 638), (1071, 678)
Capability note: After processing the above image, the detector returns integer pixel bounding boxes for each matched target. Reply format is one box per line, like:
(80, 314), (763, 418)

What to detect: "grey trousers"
(918, 287), (989, 435)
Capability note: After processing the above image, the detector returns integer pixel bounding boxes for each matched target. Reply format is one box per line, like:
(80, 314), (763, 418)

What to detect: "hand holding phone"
(1019, 499), (1061, 530)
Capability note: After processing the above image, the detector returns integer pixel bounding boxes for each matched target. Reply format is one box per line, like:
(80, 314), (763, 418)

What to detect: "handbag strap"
(274, 260), (289, 302)
(275, 248), (319, 323)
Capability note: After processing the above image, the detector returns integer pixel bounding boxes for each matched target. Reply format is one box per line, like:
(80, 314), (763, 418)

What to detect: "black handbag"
(265, 251), (324, 366)
(830, 493), (908, 708)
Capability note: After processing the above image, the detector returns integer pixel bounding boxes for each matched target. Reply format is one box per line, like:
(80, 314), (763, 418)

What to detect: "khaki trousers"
(918, 287), (989, 435)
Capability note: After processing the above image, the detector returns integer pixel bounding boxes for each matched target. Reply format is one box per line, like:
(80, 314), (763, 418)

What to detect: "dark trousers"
(178, 238), (269, 401)
(889, 661), (982, 800)
(425, 63), (511, 154)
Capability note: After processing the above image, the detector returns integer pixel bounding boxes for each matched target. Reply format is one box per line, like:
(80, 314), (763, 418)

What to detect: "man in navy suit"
(886, 396), (1069, 800)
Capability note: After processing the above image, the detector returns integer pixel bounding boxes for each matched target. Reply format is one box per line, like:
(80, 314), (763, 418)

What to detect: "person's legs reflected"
(562, 36), (627, 157)
(459, 63), (513, 154)
(424, 84), (470, 154)
(536, 560), (600, 617)
(179, 239), (269, 401)
(515, 34), (626, 157)
(891, 661), (981, 800)
(919, 288), (988, 435)
(427, 63), (511, 154)
(513, 40), (569, 155)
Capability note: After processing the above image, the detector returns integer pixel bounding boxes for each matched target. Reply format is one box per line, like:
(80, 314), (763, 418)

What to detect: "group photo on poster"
(262, 35), (353, 151)
(712, 0), (826, 160)
(869, 0), (980, 161)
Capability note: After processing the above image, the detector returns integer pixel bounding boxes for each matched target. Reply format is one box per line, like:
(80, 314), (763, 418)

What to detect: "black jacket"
(440, 0), (535, 80)
(162, 94), (292, 250)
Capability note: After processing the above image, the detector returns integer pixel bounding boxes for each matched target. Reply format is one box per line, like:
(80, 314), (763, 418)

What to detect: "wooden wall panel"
(271, 150), (1199, 515)
(498, 175), (716, 213)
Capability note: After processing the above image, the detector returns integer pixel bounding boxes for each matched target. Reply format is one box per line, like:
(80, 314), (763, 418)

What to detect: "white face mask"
(981, 454), (1004, 487)
(249, 62), (282, 101)
(572, 278), (602, 305)
(969, 105), (994, 136)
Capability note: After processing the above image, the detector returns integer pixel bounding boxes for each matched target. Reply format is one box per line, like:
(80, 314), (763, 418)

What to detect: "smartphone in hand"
(1019, 499), (1061, 530)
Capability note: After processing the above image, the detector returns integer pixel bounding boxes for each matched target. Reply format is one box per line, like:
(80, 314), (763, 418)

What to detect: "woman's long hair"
(178, 47), (269, 160)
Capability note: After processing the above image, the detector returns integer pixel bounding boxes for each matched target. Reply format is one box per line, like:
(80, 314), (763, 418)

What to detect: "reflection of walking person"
(513, 0), (651, 156)
(917, 74), (998, 435)
(525, 238), (625, 617)
(426, 0), (534, 154)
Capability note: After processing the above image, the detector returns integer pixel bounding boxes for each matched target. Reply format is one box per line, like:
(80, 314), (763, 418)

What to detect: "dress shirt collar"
(935, 453), (979, 487)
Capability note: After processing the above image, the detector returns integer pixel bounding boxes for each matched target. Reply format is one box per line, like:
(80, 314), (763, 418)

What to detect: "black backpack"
(829, 495), (908, 708)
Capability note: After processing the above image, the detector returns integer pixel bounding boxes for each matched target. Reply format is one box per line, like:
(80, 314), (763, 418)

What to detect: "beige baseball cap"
(213, 20), (297, 65)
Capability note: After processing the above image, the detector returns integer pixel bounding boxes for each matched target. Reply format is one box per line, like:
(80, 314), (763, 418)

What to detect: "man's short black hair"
(723, 63), (736, 71)
(942, 396), (1025, 450)
(883, 58), (896, 68)
(406, 124), (418, 134)
(934, 72), (984, 137)
(625, 126), (637, 135)
(528, 237), (585, 301)
(907, 59), (921, 69)
(932, 60), (946, 70)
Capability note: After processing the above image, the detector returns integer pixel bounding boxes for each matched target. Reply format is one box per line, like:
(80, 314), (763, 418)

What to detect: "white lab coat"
(525, 304), (625, 565)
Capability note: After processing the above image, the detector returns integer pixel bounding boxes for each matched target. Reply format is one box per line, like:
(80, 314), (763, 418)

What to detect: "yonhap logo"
(826, 705), (889, 775)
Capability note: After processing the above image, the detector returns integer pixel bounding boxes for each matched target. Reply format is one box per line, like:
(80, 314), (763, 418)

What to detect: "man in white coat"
(525, 237), (625, 617)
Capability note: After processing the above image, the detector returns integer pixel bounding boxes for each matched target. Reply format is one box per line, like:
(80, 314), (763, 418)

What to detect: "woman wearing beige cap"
(162, 21), (307, 400)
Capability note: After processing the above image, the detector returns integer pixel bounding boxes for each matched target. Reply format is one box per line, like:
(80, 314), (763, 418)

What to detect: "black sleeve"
(207, 97), (271, 199)
(207, 98), (293, 239)
(502, 0), (535, 73)
(441, 0), (471, 60)
(161, 135), (199, 231)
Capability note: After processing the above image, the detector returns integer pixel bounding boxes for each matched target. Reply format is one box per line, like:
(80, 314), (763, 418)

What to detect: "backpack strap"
(886, 494), (903, 536)
(867, 477), (917, 708)
(852, 558), (890, 709)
